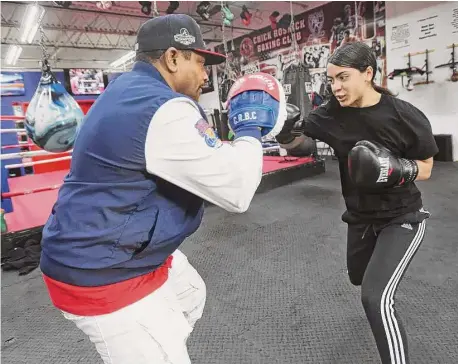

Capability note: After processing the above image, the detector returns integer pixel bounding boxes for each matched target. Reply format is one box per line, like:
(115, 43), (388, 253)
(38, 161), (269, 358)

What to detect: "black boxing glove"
(348, 140), (419, 189)
(275, 103), (304, 146)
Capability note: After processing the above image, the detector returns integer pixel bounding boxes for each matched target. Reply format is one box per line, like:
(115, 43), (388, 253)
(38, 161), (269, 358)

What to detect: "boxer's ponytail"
(372, 83), (394, 96)
(327, 42), (395, 97)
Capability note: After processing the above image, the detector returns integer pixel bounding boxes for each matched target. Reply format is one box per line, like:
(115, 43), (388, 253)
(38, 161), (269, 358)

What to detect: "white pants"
(61, 250), (206, 364)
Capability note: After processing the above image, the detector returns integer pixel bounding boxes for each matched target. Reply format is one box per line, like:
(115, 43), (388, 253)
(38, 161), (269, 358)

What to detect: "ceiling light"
(19, 4), (45, 44)
(96, 1), (113, 9)
(5, 45), (23, 65)
(110, 51), (136, 69)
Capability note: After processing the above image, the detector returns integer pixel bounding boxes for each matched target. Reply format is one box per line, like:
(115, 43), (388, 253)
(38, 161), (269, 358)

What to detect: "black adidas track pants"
(346, 209), (430, 364)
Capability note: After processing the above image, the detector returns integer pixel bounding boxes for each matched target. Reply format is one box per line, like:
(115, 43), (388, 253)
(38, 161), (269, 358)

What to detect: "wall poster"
(215, 1), (387, 106)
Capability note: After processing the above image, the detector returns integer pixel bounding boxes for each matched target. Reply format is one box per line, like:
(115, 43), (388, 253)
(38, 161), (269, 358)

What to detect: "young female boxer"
(276, 41), (438, 364)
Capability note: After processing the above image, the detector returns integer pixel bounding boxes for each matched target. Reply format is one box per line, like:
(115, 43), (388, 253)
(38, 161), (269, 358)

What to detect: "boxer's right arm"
(276, 103), (331, 149)
(145, 97), (262, 213)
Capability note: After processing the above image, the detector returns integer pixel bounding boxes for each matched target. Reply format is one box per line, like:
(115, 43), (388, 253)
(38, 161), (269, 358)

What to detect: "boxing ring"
(1, 102), (325, 243)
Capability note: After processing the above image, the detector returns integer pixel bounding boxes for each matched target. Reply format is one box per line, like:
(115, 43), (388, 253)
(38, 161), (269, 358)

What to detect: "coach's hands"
(226, 73), (287, 140)
(348, 140), (419, 189)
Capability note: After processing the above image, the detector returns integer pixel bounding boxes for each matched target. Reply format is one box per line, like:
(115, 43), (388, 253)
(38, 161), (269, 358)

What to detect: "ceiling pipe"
(4, 1), (256, 32)
(1, 20), (221, 42)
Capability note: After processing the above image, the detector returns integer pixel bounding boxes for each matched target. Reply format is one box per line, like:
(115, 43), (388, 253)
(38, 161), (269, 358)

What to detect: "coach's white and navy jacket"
(40, 61), (264, 315)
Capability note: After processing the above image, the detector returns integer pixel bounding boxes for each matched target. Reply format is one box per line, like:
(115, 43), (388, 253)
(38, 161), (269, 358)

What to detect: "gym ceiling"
(1, 1), (329, 70)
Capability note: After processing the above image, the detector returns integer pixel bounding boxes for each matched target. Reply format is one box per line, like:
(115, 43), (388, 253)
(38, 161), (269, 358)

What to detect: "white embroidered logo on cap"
(174, 28), (196, 46)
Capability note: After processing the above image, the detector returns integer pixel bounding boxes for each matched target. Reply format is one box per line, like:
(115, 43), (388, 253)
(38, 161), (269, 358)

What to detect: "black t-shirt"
(303, 94), (439, 224)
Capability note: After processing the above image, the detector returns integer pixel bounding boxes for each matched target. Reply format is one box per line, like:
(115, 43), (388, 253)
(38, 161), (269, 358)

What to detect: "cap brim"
(193, 49), (226, 66)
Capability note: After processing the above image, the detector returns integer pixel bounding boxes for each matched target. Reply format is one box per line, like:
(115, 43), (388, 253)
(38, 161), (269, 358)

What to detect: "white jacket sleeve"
(145, 97), (263, 213)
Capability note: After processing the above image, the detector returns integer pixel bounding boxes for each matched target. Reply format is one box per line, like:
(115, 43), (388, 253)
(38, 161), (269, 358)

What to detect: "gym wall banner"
(216, 1), (387, 104)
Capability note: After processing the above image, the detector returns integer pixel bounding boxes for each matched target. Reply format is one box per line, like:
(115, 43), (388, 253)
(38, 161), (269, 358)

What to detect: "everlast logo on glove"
(348, 140), (419, 189)
(375, 157), (391, 183)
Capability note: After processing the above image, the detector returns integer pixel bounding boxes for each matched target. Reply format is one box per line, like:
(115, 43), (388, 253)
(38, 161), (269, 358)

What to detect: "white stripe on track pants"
(347, 212), (428, 364)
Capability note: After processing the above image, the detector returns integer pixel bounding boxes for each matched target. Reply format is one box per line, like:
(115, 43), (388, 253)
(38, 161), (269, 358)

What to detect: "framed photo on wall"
(0, 73), (25, 96)
(214, 1), (388, 89)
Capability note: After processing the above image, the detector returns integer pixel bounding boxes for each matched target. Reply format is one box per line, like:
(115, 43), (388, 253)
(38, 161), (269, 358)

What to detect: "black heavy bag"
(282, 64), (316, 156)
(25, 61), (85, 153)
(220, 78), (235, 107)
(281, 64), (312, 116)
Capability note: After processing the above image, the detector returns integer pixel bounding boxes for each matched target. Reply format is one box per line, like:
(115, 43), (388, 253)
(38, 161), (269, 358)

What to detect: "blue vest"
(40, 62), (205, 287)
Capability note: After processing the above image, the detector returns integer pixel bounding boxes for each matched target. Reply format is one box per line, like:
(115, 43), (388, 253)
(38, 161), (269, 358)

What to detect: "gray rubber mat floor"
(2, 160), (457, 364)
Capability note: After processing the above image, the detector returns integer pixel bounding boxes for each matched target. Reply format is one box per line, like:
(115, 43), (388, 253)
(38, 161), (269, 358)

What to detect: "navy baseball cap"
(135, 14), (226, 66)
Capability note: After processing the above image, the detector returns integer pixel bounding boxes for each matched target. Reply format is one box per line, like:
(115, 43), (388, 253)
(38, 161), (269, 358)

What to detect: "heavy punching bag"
(282, 65), (316, 157)
(25, 60), (84, 153)
(282, 64), (300, 107)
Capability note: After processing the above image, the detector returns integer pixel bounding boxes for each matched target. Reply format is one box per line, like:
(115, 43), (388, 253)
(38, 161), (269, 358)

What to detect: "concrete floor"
(2, 160), (457, 364)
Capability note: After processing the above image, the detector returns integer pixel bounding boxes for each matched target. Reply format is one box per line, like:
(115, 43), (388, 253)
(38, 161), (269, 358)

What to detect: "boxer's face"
(327, 63), (373, 107)
(175, 51), (209, 101)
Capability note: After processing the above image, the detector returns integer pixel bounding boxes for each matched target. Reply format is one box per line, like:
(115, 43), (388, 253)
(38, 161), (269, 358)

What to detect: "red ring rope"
(1, 144), (36, 150)
(0, 115), (25, 121)
(1, 184), (63, 198)
(0, 141), (279, 198)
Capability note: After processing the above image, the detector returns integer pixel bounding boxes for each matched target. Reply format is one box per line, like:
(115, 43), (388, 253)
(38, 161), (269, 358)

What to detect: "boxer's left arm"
(348, 140), (434, 189)
(415, 158), (433, 181)
(348, 141), (420, 188)
(399, 102), (438, 181)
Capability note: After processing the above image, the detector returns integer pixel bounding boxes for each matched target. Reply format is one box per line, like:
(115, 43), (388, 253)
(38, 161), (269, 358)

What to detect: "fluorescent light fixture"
(110, 51), (136, 68)
(5, 45), (23, 65)
(19, 4), (45, 43)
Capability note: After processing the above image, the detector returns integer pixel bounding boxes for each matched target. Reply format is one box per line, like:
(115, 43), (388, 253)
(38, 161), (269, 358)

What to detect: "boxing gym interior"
(1, 1), (457, 363)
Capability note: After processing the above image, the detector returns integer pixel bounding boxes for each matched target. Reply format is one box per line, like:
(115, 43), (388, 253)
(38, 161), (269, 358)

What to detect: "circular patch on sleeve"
(195, 119), (223, 148)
